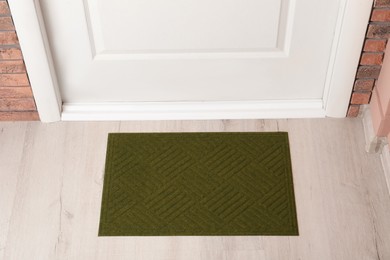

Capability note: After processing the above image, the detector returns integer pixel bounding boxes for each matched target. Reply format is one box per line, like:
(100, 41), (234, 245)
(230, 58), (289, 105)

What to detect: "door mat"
(99, 132), (298, 236)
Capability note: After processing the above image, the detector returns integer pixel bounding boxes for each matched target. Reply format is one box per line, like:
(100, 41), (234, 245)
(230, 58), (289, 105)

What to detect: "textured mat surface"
(99, 132), (298, 236)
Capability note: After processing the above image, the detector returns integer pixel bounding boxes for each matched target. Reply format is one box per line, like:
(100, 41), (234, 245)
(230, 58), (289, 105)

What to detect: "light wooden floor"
(1, 119), (390, 260)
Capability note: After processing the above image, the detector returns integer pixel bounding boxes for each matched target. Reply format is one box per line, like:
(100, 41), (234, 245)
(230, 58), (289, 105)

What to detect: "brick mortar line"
(372, 7), (390, 10)
(0, 111), (38, 112)
(0, 73), (28, 75)
(361, 51), (385, 54)
(365, 37), (389, 40)
(358, 65), (382, 68)
(0, 97), (33, 100)
(0, 72), (28, 73)
(0, 72), (28, 74)
(0, 59), (27, 61)
(368, 21), (390, 25)
(351, 90), (373, 93)
(364, 38), (388, 41)
(366, 37), (390, 40)
(355, 78), (381, 80)
(0, 45), (21, 48)
(0, 86), (31, 88)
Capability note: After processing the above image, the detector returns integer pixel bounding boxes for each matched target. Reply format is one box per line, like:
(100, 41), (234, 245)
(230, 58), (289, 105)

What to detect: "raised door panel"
(85, 0), (289, 57)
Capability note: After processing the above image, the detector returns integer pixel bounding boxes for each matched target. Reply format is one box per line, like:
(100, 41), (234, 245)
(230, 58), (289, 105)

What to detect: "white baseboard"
(381, 144), (390, 197)
(361, 105), (390, 196)
(61, 100), (326, 121)
(361, 105), (387, 153)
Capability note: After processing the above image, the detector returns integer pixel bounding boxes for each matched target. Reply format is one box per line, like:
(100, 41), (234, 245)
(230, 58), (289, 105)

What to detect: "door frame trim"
(8, 0), (62, 122)
(322, 0), (373, 117)
(8, 0), (372, 122)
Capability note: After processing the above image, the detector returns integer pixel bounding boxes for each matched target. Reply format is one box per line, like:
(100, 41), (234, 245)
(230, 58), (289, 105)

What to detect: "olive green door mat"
(98, 132), (298, 236)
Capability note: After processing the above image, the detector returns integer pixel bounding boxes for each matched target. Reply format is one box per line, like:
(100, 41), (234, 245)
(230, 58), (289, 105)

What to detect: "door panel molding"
(83, 0), (294, 59)
(85, 0), (296, 60)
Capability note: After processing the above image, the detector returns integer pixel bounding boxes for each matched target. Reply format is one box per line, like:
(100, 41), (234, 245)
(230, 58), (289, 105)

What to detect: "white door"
(9, 0), (372, 121)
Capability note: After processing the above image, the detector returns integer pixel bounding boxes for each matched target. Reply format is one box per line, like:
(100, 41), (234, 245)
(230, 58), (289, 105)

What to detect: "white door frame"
(8, 0), (373, 122)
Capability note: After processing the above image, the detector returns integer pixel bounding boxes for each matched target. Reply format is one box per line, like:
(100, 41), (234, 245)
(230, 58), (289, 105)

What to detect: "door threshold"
(61, 100), (326, 121)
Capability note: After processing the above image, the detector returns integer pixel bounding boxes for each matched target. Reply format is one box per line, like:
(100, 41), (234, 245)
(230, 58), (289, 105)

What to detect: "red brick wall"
(0, 0), (39, 121)
(348, 0), (390, 117)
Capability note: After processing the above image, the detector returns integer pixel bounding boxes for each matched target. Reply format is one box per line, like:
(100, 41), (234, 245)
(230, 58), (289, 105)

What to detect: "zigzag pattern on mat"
(99, 133), (298, 236)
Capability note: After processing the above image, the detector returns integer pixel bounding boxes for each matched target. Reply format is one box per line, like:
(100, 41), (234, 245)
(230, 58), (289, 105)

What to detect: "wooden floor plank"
(0, 119), (389, 260)
(0, 122), (28, 259)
